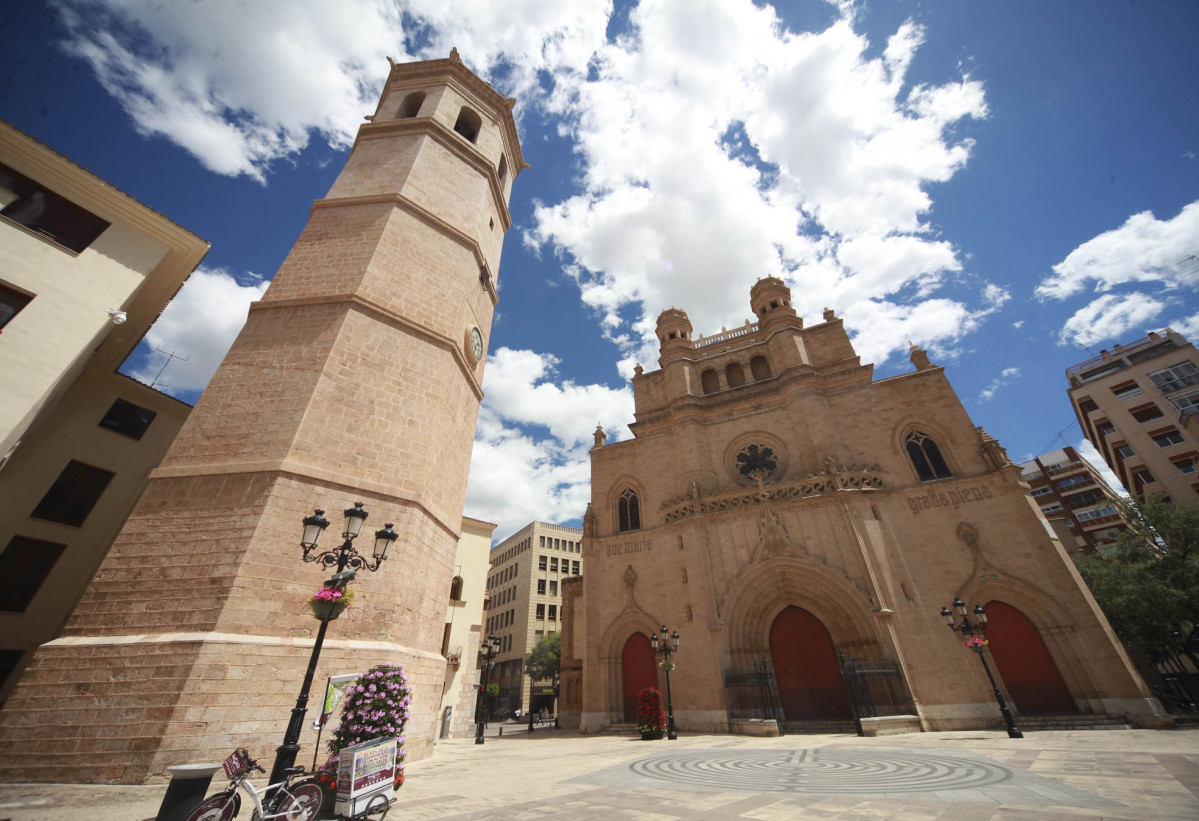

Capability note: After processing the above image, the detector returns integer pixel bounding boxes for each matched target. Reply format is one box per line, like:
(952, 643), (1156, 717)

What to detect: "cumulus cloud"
(53, 0), (610, 180)
(1036, 201), (1199, 301)
(1038, 200), (1199, 347)
(1058, 292), (1165, 347)
(526, 0), (990, 370)
(466, 348), (633, 539)
(127, 267), (269, 395)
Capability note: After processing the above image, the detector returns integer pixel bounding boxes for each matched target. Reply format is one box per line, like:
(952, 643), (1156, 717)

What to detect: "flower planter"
(312, 601), (349, 620)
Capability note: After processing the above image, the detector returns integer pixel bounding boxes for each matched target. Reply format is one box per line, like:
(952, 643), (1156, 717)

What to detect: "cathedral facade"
(560, 278), (1163, 735)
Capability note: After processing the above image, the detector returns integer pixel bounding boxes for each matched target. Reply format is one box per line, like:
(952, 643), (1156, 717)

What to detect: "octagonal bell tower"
(0, 51), (526, 783)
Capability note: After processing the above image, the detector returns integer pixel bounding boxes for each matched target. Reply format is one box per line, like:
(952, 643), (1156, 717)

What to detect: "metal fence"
(723, 654), (786, 735)
(837, 651), (917, 731)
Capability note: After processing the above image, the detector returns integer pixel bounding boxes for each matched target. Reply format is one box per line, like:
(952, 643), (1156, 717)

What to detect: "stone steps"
(1015, 713), (1131, 731)
(781, 720), (858, 735)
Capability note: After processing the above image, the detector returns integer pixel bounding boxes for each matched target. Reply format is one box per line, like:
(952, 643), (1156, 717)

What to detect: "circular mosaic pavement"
(628, 749), (1014, 794)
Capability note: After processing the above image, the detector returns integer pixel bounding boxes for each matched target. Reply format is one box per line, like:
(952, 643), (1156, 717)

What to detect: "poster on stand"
(313, 674), (359, 730)
(335, 736), (397, 818)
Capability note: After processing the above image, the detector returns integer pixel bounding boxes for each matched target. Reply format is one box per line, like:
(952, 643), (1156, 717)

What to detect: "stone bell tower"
(0, 51), (525, 783)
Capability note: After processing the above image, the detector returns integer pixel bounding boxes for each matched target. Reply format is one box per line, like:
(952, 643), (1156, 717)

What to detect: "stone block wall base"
(859, 715), (922, 736)
(729, 718), (780, 737)
(0, 634), (445, 784)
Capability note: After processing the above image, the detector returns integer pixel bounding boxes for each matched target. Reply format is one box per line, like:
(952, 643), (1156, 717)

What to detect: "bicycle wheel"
(186, 791), (239, 821)
(281, 780), (323, 821)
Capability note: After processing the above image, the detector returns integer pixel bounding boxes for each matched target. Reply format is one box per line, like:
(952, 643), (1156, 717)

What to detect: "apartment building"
(483, 521), (583, 717)
(1067, 329), (1199, 503)
(0, 121), (207, 704)
(1018, 447), (1127, 555)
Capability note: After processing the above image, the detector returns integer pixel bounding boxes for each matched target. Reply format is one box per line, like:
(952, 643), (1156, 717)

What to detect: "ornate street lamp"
(650, 625), (681, 741)
(939, 599), (1023, 739)
(269, 503), (398, 788)
(475, 634), (501, 745)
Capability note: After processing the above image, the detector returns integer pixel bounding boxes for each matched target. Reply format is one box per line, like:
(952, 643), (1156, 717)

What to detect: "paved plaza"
(1, 726), (1198, 820)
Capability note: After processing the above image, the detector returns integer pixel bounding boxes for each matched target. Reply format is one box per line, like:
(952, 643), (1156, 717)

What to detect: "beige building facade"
(1067, 329), (1199, 503)
(0, 121), (206, 705)
(562, 278), (1163, 737)
(0, 52), (525, 783)
(436, 516), (495, 739)
(485, 521), (583, 717)
(1017, 447), (1127, 556)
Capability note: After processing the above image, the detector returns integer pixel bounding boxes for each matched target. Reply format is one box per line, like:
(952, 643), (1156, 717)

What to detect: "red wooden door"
(769, 606), (852, 720)
(622, 632), (659, 722)
(984, 601), (1076, 714)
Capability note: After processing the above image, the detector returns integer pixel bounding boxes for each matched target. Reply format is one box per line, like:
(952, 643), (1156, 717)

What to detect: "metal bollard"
(156, 763), (222, 821)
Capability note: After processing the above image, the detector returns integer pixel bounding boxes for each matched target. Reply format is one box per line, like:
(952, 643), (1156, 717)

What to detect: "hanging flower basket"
(965, 635), (988, 654)
(310, 586), (354, 620)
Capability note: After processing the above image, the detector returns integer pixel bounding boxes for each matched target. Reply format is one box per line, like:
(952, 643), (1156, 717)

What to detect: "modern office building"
(562, 278), (1163, 736)
(0, 120), (207, 706)
(1017, 447), (1127, 556)
(1067, 329), (1199, 503)
(484, 521), (583, 717)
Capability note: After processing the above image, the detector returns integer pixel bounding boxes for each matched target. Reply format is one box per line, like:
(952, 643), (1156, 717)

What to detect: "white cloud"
(1058, 292), (1165, 347)
(1075, 439), (1128, 499)
(978, 366), (1020, 402)
(526, 0), (990, 370)
(128, 267), (269, 395)
(1036, 200), (1199, 301)
(54, 0), (611, 180)
(466, 348), (634, 539)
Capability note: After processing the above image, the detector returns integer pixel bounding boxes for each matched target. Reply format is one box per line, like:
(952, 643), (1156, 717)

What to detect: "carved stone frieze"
(660, 467), (885, 523)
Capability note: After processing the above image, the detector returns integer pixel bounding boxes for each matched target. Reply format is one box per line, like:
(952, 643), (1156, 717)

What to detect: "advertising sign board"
(334, 736), (396, 817)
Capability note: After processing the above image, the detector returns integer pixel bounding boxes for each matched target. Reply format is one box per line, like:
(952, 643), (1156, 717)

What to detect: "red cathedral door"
(769, 606), (852, 721)
(984, 601), (1076, 714)
(622, 633), (659, 722)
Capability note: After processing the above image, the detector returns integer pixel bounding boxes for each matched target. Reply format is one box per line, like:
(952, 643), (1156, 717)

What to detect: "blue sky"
(3, 0), (1196, 540)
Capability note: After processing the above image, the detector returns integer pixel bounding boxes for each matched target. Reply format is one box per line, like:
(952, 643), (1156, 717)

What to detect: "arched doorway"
(984, 601), (1076, 714)
(622, 632), (658, 722)
(769, 606), (852, 721)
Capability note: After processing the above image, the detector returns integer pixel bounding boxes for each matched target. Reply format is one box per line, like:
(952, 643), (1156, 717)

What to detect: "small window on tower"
(701, 369), (720, 395)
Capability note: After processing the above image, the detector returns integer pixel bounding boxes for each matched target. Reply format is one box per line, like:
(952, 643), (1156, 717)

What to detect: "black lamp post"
(268, 503), (398, 788)
(475, 634), (500, 745)
(939, 599), (1023, 739)
(527, 660), (539, 733)
(650, 625), (681, 741)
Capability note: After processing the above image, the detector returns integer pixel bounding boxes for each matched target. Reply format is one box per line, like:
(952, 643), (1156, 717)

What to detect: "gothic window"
(750, 356), (772, 380)
(449, 576), (463, 601)
(397, 92), (425, 118)
(617, 488), (641, 532)
(701, 369), (719, 395)
(498, 154), (508, 184)
(453, 107), (482, 143)
(905, 431), (952, 481)
(725, 362), (746, 388)
(736, 444), (777, 483)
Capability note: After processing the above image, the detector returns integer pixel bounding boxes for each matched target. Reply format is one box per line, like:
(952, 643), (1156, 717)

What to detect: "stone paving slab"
(1, 727), (1198, 820)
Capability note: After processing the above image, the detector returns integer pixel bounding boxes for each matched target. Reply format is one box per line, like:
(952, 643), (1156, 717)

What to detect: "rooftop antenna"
(149, 346), (189, 390)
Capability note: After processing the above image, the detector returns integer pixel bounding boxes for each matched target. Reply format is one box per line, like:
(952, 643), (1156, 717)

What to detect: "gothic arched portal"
(768, 606), (852, 721)
(984, 601), (1077, 714)
(622, 632), (658, 722)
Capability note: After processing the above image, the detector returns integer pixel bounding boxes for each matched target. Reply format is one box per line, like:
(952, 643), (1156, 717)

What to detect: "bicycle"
(186, 749), (323, 821)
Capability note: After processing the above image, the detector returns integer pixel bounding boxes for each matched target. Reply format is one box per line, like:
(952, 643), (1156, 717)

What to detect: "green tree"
(1077, 496), (1199, 664)
(524, 630), (561, 681)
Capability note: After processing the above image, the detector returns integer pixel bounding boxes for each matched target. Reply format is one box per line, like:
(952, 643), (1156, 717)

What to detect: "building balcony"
(1045, 461), (1087, 477)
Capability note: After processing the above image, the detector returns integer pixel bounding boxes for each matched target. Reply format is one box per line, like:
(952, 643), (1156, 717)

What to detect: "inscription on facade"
(907, 485), (992, 515)
(605, 538), (654, 558)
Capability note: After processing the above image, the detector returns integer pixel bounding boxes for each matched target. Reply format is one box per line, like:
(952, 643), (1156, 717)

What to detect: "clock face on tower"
(469, 327), (484, 361)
